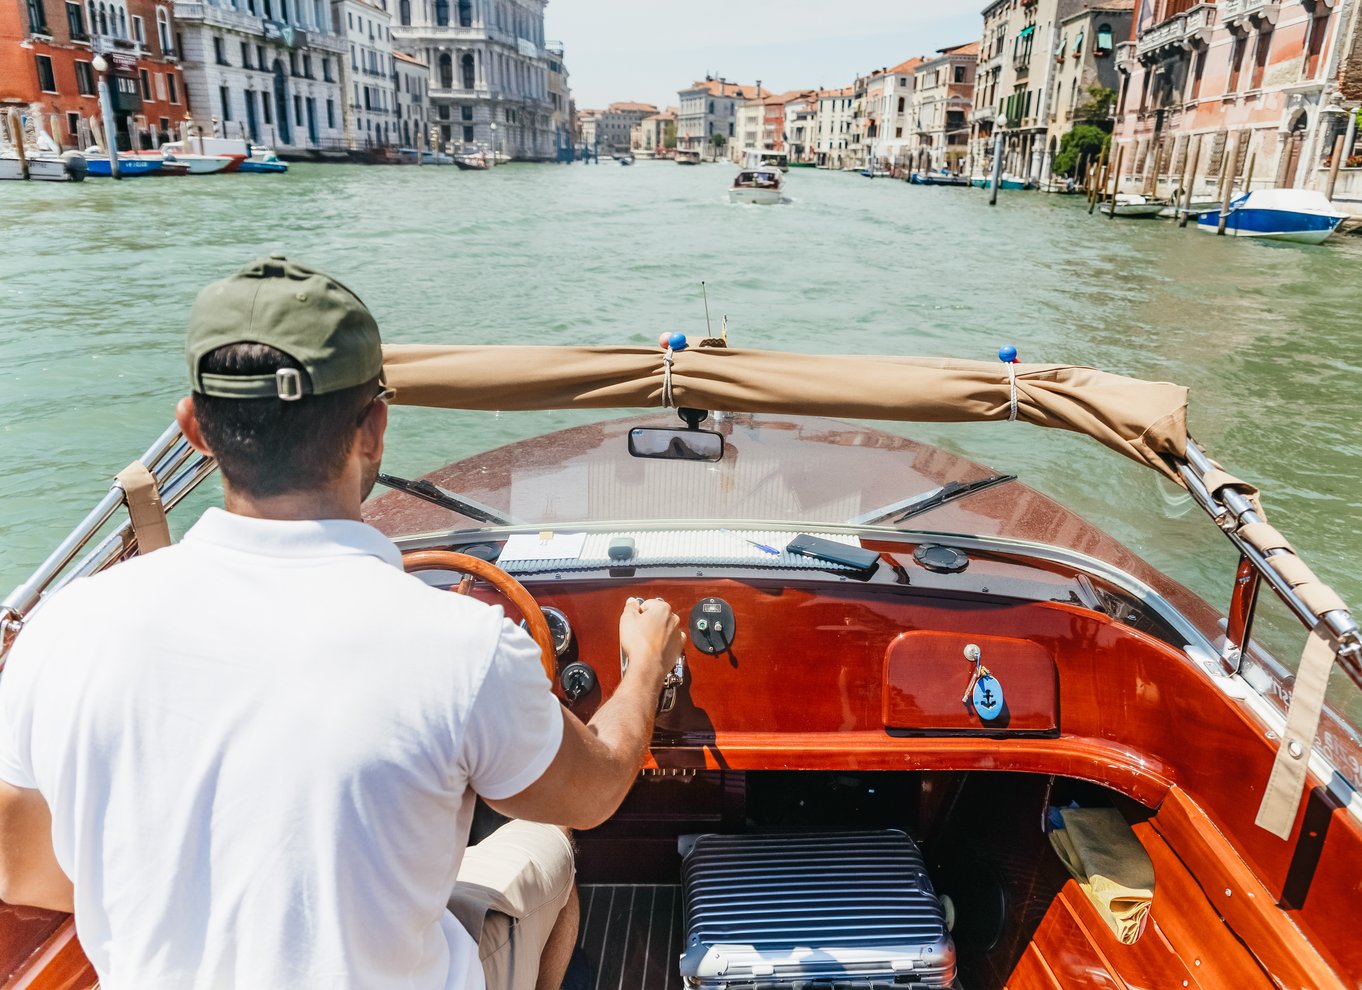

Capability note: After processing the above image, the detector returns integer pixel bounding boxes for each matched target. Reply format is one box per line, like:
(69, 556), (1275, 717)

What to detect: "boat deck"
(577, 884), (682, 990)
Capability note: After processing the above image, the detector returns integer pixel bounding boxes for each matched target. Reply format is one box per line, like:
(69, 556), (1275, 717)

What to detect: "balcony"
(1115, 40), (1137, 73)
(1221, 0), (1279, 27)
(175, 2), (265, 34)
(1135, 2), (1217, 59)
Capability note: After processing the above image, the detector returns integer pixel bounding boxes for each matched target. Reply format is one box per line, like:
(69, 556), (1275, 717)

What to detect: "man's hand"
(486, 596), (683, 830)
(619, 596), (684, 689)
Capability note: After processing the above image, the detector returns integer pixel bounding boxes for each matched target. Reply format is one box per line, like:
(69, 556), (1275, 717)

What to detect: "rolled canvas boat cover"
(382, 345), (1190, 479)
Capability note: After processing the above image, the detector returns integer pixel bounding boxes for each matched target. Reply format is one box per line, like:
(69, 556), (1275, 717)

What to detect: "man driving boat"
(0, 256), (684, 989)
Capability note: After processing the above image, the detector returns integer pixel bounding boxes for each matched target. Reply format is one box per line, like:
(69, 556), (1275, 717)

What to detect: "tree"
(1072, 84), (1117, 126)
(663, 122), (677, 149)
(1052, 124), (1110, 177)
(709, 133), (727, 148)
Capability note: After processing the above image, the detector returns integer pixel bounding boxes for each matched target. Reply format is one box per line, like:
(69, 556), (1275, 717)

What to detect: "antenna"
(701, 281), (713, 337)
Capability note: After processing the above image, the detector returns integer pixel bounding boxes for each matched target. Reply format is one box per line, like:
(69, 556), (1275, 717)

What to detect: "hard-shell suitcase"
(679, 829), (956, 988)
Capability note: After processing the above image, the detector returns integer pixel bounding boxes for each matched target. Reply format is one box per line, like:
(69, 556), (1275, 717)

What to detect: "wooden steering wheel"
(402, 549), (556, 681)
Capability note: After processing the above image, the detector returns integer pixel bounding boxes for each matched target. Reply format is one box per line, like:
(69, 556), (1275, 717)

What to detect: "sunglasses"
(357, 386), (396, 425)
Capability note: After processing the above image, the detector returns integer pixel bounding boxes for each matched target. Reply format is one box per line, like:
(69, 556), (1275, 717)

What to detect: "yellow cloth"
(1048, 807), (1154, 944)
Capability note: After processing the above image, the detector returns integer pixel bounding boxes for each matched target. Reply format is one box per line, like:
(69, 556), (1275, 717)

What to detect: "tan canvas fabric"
(381, 345), (1190, 479)
(1255, 622), (1341, 839)
(115, 461), (172, 554)
(1047, 807), (1154, 944)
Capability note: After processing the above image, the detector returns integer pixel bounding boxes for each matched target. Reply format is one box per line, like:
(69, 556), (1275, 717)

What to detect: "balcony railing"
(1115, 40), (1137, 73)
(1135, 2), (1217, 58)
(1221, 0), (1279, 27)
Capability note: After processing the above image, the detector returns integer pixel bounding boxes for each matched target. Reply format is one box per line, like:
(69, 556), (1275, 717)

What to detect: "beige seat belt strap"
(1254, 621), (1339, 839)
(115, 461), (172, 554)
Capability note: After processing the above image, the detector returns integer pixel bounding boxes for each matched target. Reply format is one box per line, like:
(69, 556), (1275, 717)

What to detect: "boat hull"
(237, 159), (289, 173)
(729, 187), (782, 205)
(0, 156), (83, 181)
(1195, 208), (1344, 243)
(84, 157), (163, 177)
(911, 173), (970, 187)
(168, 154), (232, 174)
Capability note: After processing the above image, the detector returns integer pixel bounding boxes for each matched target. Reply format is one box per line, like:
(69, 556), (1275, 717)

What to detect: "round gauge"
(523, 607), (571, 656)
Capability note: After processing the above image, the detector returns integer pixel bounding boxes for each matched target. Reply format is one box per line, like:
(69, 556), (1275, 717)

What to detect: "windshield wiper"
(376, 473), (516, 526)
(848, 474), (1018, 527)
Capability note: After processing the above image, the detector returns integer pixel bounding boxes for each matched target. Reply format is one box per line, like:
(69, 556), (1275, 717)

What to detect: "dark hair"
(194, 343), (379, 498)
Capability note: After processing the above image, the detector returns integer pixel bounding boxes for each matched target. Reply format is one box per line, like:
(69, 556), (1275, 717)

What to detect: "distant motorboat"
(675, 149), (702, 165)
(909, 170), (969, 187)
(1100, 193), (1167, 218)
(0, 151), (86, 181)
(83, 155), (164, 177)
(1196, 188), (1348, 244)
(164, 153), (232, 174)
(618, 155), (634, 166)
(159, 137), (249, 171)
(730, 166), (784, 205)
(745, 149), (789, 172)
(453, 151), (490, 171)
(971, 174), (1034, 190)
(860, 167), (892, 178)
(237, 151), (288, 174)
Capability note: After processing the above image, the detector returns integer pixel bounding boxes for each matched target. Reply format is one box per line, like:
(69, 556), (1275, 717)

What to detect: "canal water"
(2, 161), (1360, 633)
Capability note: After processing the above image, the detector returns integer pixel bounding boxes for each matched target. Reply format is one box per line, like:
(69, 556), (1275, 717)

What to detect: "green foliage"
(663, 122), (677, 149)
(709, 133), (727, 147)
(1073, 84), (1117, 123)
(1052, 125), (1110, 177)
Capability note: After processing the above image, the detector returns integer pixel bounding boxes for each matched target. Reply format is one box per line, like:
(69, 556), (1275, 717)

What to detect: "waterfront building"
(969, 0), (1085, 182)
(1112, 0), (1362, 207)
(333, 0), (395, 152)
(1, 0), (188, 149)
(391, 0), (558, 160)
(392, 47), (425, 148)
(575, 106), (597, 149)
(734, 95), (761, 159)
(813, 85), (852, 168)
(866, 58), (922, 169)
(587, 99), (654, 154)
(908, 42), (978, 174)
(676, 76), (765, 157)
(783, 90), (818, 162)
(631, 106), (673, 157)
(173, 0), (346, 153)
(545, 40), (570, 154)
(1048, 1), (1130, 162)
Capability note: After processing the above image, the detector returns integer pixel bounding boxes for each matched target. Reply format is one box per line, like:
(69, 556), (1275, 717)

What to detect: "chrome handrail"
(1177, 436), (1362, 687)
(0, 425), (218, 663)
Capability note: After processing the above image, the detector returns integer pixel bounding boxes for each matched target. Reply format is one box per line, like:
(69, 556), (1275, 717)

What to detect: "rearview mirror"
(627, 428), (725, 462)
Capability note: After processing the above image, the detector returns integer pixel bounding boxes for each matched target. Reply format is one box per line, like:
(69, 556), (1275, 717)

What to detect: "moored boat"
(971, 174), (1034, 190)
(729, 165), (784, 204)
(910, 170), (970, 187)
(675, 149), (702, 165)
(159, 137), (249, 172)
(3, 340), (1361, 987)
(453, 151), (490, 171)
(164, 153), (233, 175)
(0, 152), (87, 182)
(83, 155), (165, 178)
(236, 151), (289, 174)
(1196, 188), (1348, 243)
(1100, 193), (1168, 218)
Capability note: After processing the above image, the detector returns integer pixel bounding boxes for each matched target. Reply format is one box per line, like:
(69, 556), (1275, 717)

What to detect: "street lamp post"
(91, 54), (121, 178)
(489, 121), (497, 167)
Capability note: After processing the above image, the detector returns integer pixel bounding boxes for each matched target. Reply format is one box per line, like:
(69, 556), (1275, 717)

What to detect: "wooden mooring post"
(9, 110), (31, 180)
(1106, 144), (1125, 219)
(1179, 134), (1203, 228)
(1217, 133), (1241, 236)
(1088, 143), (1109, 214)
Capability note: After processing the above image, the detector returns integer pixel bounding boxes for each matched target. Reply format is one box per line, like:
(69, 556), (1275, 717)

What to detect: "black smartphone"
(786, 534), (880, 572)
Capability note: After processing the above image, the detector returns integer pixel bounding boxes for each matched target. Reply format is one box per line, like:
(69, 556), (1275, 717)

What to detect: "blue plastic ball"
(998, 345), (1018, 363)
(668, 332), (688, 351)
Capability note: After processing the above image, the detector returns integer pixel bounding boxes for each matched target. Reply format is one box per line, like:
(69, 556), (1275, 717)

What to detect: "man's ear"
(176, 396), (213, 457)
(357, 395), (387, 463)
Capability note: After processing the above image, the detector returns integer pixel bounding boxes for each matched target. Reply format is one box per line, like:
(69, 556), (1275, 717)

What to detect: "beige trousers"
(447, 820), (576, 990)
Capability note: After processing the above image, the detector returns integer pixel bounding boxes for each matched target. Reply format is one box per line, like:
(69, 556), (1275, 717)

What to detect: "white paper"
(497, 531), (588, 563)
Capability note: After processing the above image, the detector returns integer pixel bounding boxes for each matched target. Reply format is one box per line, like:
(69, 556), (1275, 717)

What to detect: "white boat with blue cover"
(1196, 188), (1348, 244)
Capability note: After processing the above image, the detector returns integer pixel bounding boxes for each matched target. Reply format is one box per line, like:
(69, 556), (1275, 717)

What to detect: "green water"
(2, 162), (1360, 626)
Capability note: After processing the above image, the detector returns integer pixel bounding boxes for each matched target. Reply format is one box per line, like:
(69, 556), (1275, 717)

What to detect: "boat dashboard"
(400, 525), (1216, 803)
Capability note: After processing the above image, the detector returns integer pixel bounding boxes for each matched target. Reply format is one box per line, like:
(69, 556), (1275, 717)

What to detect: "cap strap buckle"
(276, 368), (304, 401)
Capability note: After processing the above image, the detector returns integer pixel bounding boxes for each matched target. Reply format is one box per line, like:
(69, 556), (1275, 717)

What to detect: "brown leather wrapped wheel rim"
(401, 550), (555, 681)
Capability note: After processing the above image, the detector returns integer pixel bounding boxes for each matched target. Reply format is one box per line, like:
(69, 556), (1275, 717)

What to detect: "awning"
(1019, 24), (1035, 38)
(382, 345), (1190, 480)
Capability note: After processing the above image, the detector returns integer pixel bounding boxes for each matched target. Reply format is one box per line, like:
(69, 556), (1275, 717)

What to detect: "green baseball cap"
(186, 254), (383, 400)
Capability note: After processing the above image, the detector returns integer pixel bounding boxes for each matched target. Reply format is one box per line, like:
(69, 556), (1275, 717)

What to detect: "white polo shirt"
(0, 508), (564, 990)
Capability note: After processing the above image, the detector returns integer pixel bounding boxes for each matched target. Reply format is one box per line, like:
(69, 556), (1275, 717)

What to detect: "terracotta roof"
(642, 110), (677, 121)
(608, 101), (658, 113)
(819, 86), (853, 98)
(940, 40), (980, 57)
(392, 50), (426, 66)
(684, 79), (771, 100)
(886, 57), (925, 75)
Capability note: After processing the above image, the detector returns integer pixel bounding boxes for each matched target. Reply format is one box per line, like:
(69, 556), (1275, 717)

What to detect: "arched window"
(434, 0), (447, 25)
(460, 52), (474, 88)
(438, 52), (452, 88)
(398, 0), (409, 24)
(457, 0), (470, 26)
(98, 3), (108, 34)
(156, 5), (170, 51)
(116, 7), (126, 36)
